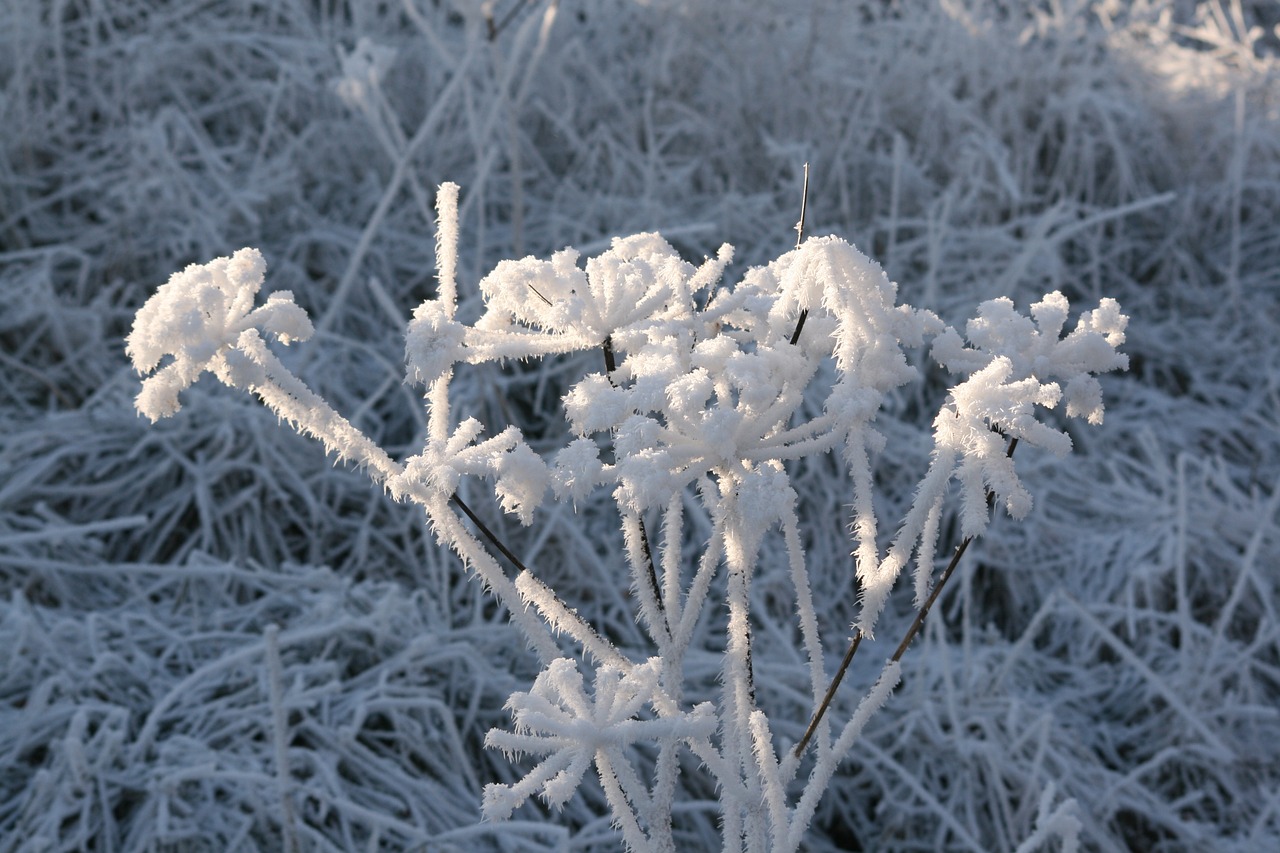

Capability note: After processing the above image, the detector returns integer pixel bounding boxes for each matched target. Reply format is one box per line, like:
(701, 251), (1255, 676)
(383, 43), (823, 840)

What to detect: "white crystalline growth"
(124, 202), (1131, 852)
(126, 248), (311, 421)
(482, 657), (716, 823)
(931, 291), (1129, 425)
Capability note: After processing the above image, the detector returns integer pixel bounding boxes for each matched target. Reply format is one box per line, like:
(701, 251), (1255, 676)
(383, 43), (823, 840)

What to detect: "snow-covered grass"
(2, 0), (1278, 850)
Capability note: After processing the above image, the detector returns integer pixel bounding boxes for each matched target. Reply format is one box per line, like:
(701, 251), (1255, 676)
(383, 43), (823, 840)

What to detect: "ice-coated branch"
(788, 660), (902, 852)
(127, 248), (308, 421)
(481, 659), (716, 832)
(126, 248), (400, 484)
(128, 183), (1127, 851)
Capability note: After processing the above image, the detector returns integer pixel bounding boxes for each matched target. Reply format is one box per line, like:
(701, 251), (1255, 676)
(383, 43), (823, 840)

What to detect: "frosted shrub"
(127, 183), (1127, 852)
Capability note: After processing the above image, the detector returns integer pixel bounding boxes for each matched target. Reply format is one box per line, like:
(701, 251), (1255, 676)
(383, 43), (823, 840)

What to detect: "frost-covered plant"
(127, 183), (1127, 852)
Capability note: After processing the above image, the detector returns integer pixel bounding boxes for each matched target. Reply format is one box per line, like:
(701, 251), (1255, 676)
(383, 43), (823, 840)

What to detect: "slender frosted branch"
(750, 710), (791, 849)
(239, 331), (401, 485)
(421, 492), (562, 663)
(623, 512), (672, 649)
(434, 182), (460, 314)
(672, 504), (727, 659)
(596, 750), (652, 853)
(658, 497), (684, 645)
(788, 661), (901, 852)
(514, 572), (630, 670)
(780, 503), (825, 703)
(264, 624), (299, 853)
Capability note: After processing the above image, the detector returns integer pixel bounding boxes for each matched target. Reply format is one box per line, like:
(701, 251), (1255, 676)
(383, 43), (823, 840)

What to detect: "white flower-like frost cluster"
(127, 184), (1124, 852)
(482, 658), (715, 821)
(126, 248), (311, 421)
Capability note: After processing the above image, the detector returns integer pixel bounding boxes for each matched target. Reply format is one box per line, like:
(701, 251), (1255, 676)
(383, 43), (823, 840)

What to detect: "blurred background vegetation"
(1, 1), (1278, 850)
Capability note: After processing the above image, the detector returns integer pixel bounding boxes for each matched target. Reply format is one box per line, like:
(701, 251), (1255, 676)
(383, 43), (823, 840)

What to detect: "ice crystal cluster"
(128, 183), (1125, 851)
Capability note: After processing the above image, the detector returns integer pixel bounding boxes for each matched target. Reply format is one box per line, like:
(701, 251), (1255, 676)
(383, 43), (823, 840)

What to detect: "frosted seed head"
(256, 292), (313, 345)
(224, 246), (267, 294)
(563, 374), (630, 435)
(493, 443), (550, 525)
(734, 467), (792, 534)
(405, 301), (466, 386)
(1064, 374), (1106, 424)
(1030, 291), (1070, 339)
(665, 369), (714, 419)
(478, 251), (589, 334)
(690, 336), (738, 374)
(551, 438), (604, 505)
(614, 415), (663, 459)
(133, 368), (184, 422)
(127, 248), (291, 419)
(481, 783), (522, 822)
(614, 450), (676, 512)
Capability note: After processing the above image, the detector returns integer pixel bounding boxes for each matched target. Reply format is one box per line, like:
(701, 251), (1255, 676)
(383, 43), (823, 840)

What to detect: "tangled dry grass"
(2, 1), (1278, 849)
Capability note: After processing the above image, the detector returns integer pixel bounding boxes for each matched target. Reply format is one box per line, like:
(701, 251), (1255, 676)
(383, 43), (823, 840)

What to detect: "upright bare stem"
(264, 624), (299, 853)
(603, 333), (668, 636)
(789, 163), (811, 346)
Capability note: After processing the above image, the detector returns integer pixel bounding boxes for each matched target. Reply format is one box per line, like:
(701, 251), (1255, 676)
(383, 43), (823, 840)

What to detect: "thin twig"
(637, 517), (667, 625)
(892, 533), (974, 662)
(602, 334), (618, 375)
(528, 283), (553, 306)
(451, 492), (531, 575)
(789, 163), (811, 346)
(793, 630), (861, 757)
(788, 312), (809, 348)
(602, 333), (669, 634)
(794, 162), (810, 250)
(264, 624), (300, 853)
(892, 436), (1018, 660)
(486, 0), (534, 41)
(794, 436), (1019, 758)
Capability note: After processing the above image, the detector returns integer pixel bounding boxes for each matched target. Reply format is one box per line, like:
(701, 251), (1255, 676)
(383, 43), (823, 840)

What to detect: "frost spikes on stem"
(435, 182), (460, 316)
(789, 162), (811, 346)
(603, 331), (667, 637)
(794, 437), (1017, 759)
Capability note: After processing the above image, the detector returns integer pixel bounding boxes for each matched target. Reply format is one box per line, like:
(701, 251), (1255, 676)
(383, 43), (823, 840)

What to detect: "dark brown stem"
(788, 163), (811, 346)
(892, 436), (1017, 659)
(528, 284), (553, 306)
(891, 535), (972, 662)
(637, 515), (669, 633)
(451, 492), (531, 576)
(602, 334), (618, 375)
(486, 0), (534, 41)
(793, 436), (1019, 759)
(793, 630), (861, 757)
(602, 334), (668, 634)
(789, 310), (809, 347)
